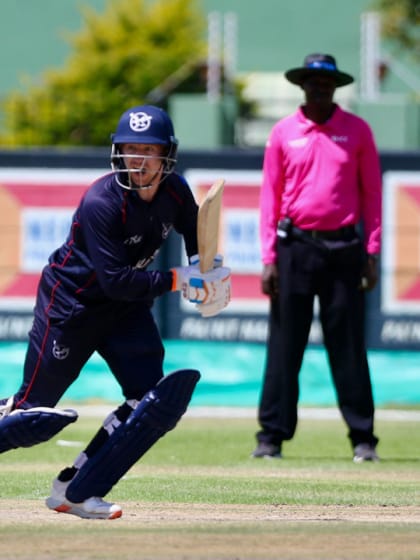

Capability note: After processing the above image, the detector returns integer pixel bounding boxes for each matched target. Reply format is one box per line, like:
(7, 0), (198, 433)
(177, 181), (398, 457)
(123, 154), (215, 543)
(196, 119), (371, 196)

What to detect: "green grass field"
(0, 410), (419, 559)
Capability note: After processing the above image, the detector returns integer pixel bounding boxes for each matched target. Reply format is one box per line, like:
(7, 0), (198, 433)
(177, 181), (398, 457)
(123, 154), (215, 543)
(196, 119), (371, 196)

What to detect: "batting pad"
(0, 407), (78, 453)
(66, 368), (200, 502)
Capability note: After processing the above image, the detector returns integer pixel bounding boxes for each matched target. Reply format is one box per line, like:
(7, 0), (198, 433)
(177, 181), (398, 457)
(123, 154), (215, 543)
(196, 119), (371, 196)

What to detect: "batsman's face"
(301, 75), (336, 106)
(121, 143), (166, 199)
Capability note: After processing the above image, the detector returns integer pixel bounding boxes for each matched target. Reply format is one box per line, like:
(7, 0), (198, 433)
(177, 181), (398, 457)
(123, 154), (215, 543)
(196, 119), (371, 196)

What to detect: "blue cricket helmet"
(110, 105), (178, 189)
(111, 104), (177, 146)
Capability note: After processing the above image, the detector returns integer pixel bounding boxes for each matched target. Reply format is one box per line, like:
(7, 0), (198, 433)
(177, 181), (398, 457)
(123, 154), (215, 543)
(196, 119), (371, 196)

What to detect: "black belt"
(291, 225), (356, 241)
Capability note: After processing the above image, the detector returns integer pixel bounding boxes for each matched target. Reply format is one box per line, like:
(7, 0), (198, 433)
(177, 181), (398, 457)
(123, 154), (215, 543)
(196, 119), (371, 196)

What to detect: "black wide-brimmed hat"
(285, 53), (354, 87)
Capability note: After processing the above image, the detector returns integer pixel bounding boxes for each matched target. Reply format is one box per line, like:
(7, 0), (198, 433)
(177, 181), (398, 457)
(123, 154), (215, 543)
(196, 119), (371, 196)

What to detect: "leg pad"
(0, 408), (78, 453)
(66, 369), (200, 502)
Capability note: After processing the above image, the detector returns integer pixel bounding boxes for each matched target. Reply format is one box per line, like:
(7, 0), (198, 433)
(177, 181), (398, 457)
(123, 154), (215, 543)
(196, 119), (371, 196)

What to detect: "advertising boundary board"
(0, 148), (419, 350)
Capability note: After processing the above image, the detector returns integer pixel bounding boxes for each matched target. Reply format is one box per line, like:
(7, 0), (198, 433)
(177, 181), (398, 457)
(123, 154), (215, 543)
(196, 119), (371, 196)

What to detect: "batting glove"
(196, 273), (231, 317)
(171, 265), (231, 305)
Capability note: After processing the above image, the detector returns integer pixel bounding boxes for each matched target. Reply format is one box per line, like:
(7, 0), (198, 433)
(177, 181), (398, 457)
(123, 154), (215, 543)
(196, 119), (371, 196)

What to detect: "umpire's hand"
(262, 263), (278, 298)
(360, 256), (379, 291)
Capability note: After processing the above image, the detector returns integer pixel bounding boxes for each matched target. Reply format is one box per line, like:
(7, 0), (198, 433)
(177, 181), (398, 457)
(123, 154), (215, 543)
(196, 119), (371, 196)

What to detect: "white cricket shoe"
(46, 478), (122, 520)
(0, 396), (15, 420)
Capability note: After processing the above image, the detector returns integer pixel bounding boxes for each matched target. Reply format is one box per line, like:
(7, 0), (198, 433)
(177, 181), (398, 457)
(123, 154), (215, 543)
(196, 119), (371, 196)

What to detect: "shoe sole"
(46, 497), (122, 520)
(353, 456), (379, 463)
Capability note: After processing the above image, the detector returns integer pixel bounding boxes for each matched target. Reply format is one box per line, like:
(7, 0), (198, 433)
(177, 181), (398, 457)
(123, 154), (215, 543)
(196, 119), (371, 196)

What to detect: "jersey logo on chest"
(124, 234), (143, 246)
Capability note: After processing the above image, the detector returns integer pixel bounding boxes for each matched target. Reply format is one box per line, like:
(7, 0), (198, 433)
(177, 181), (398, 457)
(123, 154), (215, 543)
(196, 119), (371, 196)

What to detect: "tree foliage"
(373, 0), (420, 60)
(0, 0), (205, 146)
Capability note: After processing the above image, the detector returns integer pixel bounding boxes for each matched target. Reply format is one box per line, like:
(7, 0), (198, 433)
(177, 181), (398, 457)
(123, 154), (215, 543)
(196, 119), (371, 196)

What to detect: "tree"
(373, 0), (420, 61)
(0, 0), (205, 146)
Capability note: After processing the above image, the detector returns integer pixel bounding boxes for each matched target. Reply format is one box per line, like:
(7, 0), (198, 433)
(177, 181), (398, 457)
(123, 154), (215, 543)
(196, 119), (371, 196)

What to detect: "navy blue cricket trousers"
(14, 276), (164, 409)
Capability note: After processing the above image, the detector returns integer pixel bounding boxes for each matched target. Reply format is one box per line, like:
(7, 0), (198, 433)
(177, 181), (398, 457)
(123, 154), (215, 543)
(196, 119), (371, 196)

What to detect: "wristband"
(170, 269), (178, 291)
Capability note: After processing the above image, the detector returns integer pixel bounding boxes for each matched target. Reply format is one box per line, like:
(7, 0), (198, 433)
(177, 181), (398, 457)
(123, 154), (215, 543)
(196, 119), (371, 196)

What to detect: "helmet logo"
(129, 111), (153, 132)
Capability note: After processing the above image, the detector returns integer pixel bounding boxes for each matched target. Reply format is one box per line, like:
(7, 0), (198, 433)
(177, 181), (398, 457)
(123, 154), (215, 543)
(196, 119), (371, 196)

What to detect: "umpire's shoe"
(46, 478), (122, 520)
(353, 443), (379, 463)
(251, 441), (282, 459)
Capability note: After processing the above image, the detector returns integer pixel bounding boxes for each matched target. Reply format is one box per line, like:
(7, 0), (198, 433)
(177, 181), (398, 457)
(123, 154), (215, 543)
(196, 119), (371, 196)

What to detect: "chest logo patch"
(125, 235), (143, 245)
(288, 137), (308, 148)
(162, 223), (172, 239)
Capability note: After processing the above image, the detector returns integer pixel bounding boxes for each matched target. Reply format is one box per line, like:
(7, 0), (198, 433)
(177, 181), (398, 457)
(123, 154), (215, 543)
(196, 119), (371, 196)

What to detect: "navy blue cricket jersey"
(42, 171), (199, 304)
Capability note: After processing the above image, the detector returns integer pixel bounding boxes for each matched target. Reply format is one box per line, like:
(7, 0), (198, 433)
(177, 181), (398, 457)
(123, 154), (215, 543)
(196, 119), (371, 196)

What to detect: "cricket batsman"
(0, 105), (231, 519)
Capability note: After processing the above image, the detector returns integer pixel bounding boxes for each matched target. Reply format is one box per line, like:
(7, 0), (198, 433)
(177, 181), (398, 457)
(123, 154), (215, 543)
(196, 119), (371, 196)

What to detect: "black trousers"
(257, 234), (379, 449)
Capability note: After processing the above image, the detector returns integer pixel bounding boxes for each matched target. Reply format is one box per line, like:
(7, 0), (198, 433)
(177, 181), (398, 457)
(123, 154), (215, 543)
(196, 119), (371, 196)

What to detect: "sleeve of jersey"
(80, 195), (173, 301)
(358, 121), (382, 254)
(260, 127), (284, 265)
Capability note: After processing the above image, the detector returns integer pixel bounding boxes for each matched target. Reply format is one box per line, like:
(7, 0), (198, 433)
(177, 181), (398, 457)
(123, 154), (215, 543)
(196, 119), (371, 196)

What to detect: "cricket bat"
(197, 178), (225, 273)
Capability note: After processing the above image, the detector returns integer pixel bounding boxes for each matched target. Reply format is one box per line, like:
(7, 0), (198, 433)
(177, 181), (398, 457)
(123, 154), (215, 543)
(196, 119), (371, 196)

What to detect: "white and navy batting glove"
(195, 273), (231, 317)
(171, 265), (231, 306)
(188, 254), (200, 268)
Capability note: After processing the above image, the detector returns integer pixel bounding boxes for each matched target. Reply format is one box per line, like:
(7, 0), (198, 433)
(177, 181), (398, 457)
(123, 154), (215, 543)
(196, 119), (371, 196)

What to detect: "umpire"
(253, 53), (382, 462)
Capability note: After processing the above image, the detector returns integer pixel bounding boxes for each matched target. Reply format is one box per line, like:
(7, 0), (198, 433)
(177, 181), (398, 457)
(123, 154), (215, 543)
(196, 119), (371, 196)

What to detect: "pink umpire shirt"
(260, 104), (382, 265)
